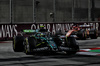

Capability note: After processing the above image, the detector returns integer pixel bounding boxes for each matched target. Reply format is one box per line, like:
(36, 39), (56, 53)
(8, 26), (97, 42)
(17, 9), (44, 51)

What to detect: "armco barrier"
(0, 22), (100, 40)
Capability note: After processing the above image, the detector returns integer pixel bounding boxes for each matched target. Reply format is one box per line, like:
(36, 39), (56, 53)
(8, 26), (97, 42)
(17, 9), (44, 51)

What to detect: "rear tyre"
(13, 36), (24, 52)
(77, 29), (87, 40)
(89, 29), (98, 39)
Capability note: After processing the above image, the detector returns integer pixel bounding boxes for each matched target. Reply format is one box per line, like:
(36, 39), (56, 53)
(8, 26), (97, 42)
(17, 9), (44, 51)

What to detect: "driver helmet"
(40, 26), (45, 29)
(40, 33), (45, 37)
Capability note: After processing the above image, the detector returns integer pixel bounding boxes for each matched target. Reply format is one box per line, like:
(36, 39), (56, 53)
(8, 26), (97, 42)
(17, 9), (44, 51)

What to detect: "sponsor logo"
(31, 23), (74, 34)
(31, 23), (99, 34)
(0, 25), (18, 38)
(0, 22), (99, 38)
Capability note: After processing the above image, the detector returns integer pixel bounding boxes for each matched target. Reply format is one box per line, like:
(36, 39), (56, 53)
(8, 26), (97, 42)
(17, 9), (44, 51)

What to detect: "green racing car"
(13, 29), (79, 55)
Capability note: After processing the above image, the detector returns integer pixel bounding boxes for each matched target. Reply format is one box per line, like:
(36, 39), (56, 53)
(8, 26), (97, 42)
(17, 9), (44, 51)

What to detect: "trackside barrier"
(0, 22), (100, 40)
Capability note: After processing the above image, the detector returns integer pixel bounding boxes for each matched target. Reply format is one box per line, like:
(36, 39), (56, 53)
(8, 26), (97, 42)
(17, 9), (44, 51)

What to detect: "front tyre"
(67, 45), (79, 55)
(66, 37), (79, 55)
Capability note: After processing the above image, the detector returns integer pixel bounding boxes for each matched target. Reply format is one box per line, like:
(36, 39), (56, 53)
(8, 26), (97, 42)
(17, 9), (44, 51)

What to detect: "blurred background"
(0, 0), (100, 23)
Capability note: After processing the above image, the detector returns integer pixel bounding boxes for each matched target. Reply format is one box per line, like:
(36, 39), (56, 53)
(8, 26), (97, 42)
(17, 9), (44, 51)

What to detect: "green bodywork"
(23, 29), (40, 33)
(35, 36), (57, 49)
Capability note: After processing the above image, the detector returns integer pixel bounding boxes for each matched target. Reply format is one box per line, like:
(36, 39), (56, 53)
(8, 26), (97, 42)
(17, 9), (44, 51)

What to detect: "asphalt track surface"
(0, 38), (100, 66)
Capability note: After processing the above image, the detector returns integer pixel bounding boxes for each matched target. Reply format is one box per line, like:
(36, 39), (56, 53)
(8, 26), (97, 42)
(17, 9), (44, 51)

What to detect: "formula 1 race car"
(66, 24), (98, 40)
(13, 29), (79, 55)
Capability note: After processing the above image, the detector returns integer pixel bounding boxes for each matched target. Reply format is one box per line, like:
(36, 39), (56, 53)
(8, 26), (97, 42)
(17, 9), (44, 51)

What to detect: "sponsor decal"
(31, 23), (99, 34)
(31, 23), (74, 34)
(0, 22), (99, 39)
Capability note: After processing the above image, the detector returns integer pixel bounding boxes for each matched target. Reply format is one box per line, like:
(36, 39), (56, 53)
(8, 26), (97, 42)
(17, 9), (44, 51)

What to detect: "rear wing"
(79, 25), (93, 28)
(22, 29), (39, 33)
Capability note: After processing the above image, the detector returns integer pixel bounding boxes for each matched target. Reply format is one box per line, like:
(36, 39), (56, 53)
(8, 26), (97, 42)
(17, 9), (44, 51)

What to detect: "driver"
(72, 24), (80, 30)
(39, 26), (51, 37)
(39, 26), (48, 32)
(40, 33), (45, 37)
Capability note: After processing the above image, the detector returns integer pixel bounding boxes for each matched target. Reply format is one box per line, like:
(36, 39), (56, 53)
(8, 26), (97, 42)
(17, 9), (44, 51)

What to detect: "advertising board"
(0, 22), (99, 40)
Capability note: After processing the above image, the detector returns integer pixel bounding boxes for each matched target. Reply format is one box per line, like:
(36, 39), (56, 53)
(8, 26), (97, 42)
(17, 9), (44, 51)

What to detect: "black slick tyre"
(77, 29), (87, 40)
(13, 36), (24, 52)
(66, 37), (79, 55)
(89, 29), (98, 39)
